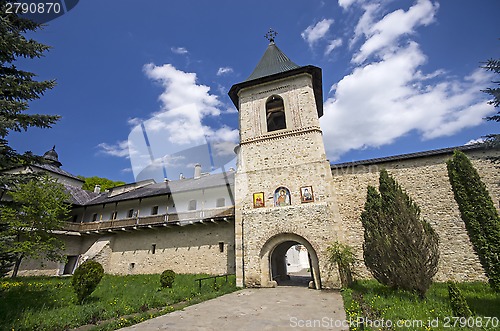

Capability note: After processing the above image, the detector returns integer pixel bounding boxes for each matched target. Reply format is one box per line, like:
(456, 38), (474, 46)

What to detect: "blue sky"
(11, 0), (500, 183)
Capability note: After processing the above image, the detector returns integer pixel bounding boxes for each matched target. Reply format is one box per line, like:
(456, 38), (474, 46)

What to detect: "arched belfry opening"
(266, 95), (286, 132)
(260, 233), (321, 289)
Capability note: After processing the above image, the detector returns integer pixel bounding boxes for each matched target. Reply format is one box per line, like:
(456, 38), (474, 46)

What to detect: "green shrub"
(448, 281), (472, 317)
(326, 241), (356, 288)
(160, 269), (176, 288)
(447, 150), (500, 292)
(72, 260), (104, 304)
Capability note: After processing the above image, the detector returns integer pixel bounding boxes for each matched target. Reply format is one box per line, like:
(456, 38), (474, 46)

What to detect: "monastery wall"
(106, 221), (235, 275)
(16, 221), (235, 277)
(332, 148), (500, 282)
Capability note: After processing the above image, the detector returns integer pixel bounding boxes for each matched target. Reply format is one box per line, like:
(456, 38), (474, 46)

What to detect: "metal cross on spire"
(265, 28), (278, 43)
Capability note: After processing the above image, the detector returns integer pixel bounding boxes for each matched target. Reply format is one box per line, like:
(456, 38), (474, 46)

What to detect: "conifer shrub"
(360, 169), (439, 298)
(72, 260), (104, 304)
(160, 269), (176, 288)
(448, 281), (472, 317)
(447, 150), (500, 292)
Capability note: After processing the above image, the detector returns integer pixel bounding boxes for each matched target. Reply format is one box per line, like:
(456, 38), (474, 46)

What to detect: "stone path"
(119, 287), (348, 331)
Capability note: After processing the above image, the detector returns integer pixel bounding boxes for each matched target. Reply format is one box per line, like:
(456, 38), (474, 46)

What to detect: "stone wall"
(106, 221), (235, 275)
(16, 233), (84, 276)
(16, 221), (235, 277)
(332, 148), (500, 282)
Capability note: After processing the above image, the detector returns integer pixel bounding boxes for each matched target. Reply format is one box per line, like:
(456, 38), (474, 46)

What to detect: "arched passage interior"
(260, 233), (321, 289)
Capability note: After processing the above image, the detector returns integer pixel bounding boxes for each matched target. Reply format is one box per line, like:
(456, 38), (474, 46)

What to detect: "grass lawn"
(0, 273), (237, 331)
(341, 280), (500, 330)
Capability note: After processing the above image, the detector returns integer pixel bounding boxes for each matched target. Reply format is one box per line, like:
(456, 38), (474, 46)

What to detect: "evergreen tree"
(360, 170), (439, 297)
(448, 281), (472, 318)
(0, 223), (15, 277)
(481, 57), (499, 158)
(0, 2), (59, 275)
(447, 150), (500, 292)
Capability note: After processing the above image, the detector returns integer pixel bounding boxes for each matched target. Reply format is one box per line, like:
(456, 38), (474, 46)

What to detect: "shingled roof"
(228, 40), (323, 118)
(82, 171), (235, 206)
(331, 144), (491, 169)
(245, 42), (300, 81)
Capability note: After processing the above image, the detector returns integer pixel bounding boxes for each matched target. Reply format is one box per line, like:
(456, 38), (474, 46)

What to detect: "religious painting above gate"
(253, 192), (265, 208)
(274, 187), (291, 207)
(300, 186), (314, 203)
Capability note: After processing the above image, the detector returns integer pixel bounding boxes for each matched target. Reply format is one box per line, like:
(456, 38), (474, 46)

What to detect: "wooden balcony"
(61, 207), (235, 233)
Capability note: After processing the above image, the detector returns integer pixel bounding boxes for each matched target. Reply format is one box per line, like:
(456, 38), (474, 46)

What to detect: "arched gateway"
(229, 32), (343, 289)
(260, 233), (321, 289)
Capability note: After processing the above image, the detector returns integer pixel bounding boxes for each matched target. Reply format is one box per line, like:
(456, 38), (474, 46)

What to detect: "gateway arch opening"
(271, 241), (312, 286)
(260, 233), (322, 289)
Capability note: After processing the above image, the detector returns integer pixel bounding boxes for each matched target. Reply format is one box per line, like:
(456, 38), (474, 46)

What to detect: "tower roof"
(245, 41), (300, 82)
(43, 145), (62, 167)
(228, 38), (323, 117)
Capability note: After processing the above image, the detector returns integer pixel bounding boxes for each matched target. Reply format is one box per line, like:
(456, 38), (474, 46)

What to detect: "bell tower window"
(266, 95), (286, 132)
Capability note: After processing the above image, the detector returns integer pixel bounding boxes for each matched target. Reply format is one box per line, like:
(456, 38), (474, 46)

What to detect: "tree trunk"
(11, 253), (24, 278)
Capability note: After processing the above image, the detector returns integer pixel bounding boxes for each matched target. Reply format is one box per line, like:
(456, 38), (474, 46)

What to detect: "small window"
(151, 206), (159, 215)
(216, 198), (225, 208)
(151, 244), (156, 254)
(111, 211), (118, 220)
(219, 242), (224, 253)
(92, 213), (98, 222)
(72, 215), (78, 223)
(128, 209), (134, 218)
(188, 200), (197, 211)
(266, 95), (286, 132)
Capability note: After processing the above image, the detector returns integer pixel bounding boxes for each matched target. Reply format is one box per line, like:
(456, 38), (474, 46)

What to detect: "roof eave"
(228, 65), (323, 117)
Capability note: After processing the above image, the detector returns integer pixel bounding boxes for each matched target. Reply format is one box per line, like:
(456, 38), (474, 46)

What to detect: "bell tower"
(229, 31), (342, 289)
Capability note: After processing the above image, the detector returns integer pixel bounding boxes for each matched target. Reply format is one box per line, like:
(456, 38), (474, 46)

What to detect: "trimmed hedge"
(160, 269), (176, 288)
(72, 260), (104, 304)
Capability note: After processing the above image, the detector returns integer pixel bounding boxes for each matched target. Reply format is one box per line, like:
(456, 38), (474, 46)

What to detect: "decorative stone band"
(240, 126), (323, 146)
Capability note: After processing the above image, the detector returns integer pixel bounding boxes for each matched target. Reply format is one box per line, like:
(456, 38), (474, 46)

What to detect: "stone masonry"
(234, 72), (343, 289)
(332, 148), (500, 282)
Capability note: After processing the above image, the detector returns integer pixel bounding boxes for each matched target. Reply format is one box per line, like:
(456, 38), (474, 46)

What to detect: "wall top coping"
(331, 144), (495, 169)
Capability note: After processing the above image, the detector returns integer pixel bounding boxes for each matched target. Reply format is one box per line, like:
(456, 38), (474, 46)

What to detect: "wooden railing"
(62, 207), (235, 233)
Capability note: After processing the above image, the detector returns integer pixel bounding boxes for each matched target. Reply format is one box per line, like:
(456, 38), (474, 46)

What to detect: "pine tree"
(0, 223), (15, 277)
(481, 57), (499, 160)
(447, 150), (500, 292)
(360, 170), (439, 297)
(0, 2), (60, 275)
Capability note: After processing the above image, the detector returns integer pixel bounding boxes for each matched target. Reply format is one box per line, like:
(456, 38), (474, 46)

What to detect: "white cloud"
(301, 19), (334, 47)
(171, 47), (188, 54)
(338, 0), (363, 10)
(99, 63), (239, 180)
(321, 42), (494, 159)
(325, 38), (343, 55)
(217, 67), (234, 76)
(319, 0), (494, 160)
(97, 140), (133, 158)
(352, 0), (439, 64)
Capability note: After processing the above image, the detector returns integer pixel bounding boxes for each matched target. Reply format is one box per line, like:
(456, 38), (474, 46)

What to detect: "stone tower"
(229, 34), (342, 289)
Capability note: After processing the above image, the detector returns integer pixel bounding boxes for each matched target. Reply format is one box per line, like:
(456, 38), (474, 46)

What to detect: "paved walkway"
(119, 287), (347, 331)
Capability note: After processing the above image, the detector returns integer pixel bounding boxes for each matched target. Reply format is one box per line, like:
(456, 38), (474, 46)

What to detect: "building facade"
(9, 40), (500, 289)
